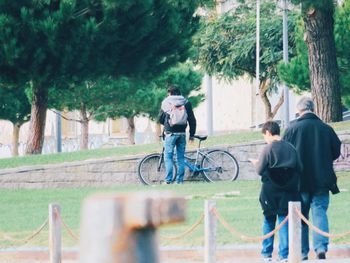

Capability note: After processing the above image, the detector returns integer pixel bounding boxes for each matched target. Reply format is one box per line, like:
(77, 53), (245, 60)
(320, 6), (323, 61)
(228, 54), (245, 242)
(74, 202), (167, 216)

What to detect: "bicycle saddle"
(193, 135), (207, 141)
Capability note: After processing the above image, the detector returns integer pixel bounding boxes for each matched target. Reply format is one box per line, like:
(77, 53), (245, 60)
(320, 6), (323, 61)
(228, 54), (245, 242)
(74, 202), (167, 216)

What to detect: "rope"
(160, 213), (205, 240)
(294, 207), (350, 238)
(0, 218), (48, 245)
(54, 208), (79, 241)
(212, 208), (288, 241)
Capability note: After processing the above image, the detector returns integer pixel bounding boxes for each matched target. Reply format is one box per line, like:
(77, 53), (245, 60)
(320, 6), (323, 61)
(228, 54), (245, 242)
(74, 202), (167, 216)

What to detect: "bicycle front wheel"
(201, 150), (239, 182)
(138, 153), (177, 185)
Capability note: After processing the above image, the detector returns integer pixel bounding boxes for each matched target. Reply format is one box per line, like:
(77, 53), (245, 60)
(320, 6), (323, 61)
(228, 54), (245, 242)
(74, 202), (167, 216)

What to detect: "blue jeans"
(164, 133), (186, 183)
(261, 214), (288, 260)
(300, 192), (329, 258)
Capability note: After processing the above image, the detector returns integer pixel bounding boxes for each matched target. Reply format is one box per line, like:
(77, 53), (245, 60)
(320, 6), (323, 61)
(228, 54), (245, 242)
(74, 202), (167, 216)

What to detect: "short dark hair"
(261, 121), (280, 136)
(167, 85), (181, 95)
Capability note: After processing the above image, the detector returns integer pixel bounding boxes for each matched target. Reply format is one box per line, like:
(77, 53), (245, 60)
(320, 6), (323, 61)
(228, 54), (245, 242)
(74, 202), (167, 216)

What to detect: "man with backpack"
(158, 85), (196, 184)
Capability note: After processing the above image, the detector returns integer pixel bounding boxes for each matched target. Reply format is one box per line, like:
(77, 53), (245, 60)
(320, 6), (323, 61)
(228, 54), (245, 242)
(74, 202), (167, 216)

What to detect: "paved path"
(1, 259), (350, 263)
(1, 245), (350, 262)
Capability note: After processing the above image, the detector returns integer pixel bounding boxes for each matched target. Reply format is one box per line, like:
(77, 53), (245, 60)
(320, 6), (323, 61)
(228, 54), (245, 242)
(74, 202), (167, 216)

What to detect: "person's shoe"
(176, 181), (183, 184)
(263, 257), (272, 262)
(316, 251), (326, 260)
(278, 258), (288, 262)
(301, 255), (308, 261)
(162, 181), (172, 185)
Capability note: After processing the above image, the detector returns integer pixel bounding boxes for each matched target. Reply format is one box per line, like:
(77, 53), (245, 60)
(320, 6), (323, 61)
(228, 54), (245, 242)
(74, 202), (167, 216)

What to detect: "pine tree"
(0, 0), (209, 154)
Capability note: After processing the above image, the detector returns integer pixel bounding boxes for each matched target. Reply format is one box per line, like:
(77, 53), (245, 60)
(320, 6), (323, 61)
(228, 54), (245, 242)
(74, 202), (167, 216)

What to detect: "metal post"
(282, 0), (290, 128)
(288, 202), (301, 263)
(49, 203), (62, 263)
(255, 0), (260, 130)
(204, 200), (216, 263)
(56, 111), (62, 153)
(206, 75), (214, 136)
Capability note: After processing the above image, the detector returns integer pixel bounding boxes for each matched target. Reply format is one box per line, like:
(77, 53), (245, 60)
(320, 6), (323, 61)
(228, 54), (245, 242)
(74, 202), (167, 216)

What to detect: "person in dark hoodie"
(250, 121), (301, 262)
(283, 97), (341, 260)
(158, 85), (196, 184)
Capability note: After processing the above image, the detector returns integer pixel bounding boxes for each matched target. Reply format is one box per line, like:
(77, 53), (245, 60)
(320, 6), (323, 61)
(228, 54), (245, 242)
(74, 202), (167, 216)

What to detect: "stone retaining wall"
(0, 131), (349, 189)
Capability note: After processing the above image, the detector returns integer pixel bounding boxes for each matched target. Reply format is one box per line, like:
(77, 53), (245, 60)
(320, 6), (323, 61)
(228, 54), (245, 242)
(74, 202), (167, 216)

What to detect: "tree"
(193, 0), (297, 121)
(0, 0), (209, 154)
(0, 85), (31, 156)
(278, 0), (350, 110)
(50, 77), (133, 149)
(288, 0), (342, 122)
(96, 62), (204, 144)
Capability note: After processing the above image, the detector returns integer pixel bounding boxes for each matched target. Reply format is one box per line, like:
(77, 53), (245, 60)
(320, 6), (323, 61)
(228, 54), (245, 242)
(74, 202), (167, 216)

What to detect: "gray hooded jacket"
(158, 95), (196, 138)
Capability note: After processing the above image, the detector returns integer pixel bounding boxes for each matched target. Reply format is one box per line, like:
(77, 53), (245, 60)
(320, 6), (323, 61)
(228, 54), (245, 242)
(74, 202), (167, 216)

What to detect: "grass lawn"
(0, 120), (349, 170)
(0, 171), (349, 248)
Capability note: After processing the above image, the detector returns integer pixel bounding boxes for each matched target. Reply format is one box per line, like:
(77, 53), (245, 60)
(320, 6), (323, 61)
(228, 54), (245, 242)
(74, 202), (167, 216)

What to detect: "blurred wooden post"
(79, 191), (185, 263)
(204, 200), (216, 263)
(49, 203), (61, 263)
(288, 201), (301, 263)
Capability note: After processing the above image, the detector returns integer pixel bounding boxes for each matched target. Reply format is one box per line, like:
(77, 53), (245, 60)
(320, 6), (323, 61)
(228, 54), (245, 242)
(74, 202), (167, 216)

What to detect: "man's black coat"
(283, 113), (341, 194)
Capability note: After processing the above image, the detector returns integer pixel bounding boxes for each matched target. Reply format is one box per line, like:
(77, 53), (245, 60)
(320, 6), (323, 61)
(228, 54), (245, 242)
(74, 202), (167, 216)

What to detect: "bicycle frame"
(159, 136), (221, 178)
(184, 139), (217, 176)
(185, 150), (217, 175)
(138, 134), (239, 185)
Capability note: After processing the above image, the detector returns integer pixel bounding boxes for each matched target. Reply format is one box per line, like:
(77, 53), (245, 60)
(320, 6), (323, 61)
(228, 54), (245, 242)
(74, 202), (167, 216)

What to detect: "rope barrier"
(0, 218), (48, 246)
(294, 207), (350, 238)
(212, 208), (288, 241)
(160, 213), (205, 240)
(2, 203), (350, 251)
(54, 208), (79, 242)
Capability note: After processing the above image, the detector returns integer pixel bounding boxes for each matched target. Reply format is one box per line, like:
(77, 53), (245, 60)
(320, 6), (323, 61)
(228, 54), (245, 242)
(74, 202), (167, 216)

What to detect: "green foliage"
(49, 76), (135, 119)
(278, 0), (350, 107)
(93, 62), (204, 121)
(193, 0), (297, 87)
(0, 0), (205, 84)
(277, 18), (310, 93)
(335, 0), (350, 107)
(0, 85), (31, 125)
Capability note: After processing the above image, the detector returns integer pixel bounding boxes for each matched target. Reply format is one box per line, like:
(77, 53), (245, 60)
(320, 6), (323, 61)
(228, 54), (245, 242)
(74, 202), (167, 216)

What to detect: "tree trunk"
(127, 116), (136, 145)
(258, 79), (284, 121)
(260, 89), (273, 121)
(25, 82), (48, 155)
(302, 2), (342, 122)
(12, 122), (21, 157)
(79, 103), (89, 150)
(259, 79), (285, 122)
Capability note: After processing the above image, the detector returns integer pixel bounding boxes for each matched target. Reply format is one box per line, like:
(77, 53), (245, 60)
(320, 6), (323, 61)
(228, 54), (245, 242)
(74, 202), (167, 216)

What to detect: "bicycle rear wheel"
(201, 150), (239, 182)
(138, 153), (177, 185)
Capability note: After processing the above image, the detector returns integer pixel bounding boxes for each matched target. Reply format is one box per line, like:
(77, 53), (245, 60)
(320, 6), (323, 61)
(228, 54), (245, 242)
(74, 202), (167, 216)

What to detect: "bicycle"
(137, 135), (239, 185)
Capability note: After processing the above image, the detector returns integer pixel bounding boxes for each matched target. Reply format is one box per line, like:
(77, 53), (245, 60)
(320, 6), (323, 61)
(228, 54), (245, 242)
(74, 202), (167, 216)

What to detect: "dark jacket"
(256, 140), (301, 216)
(158, 95), (196, 138)
(283, 113), (341, 194)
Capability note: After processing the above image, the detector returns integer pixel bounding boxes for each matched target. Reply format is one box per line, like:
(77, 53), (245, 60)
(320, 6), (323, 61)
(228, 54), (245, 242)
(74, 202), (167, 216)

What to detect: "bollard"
(79, 191), (185, 263)
(204, 200), (216, 263)
(288, 201), (301, 263)
(49, 203), (62, 263)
